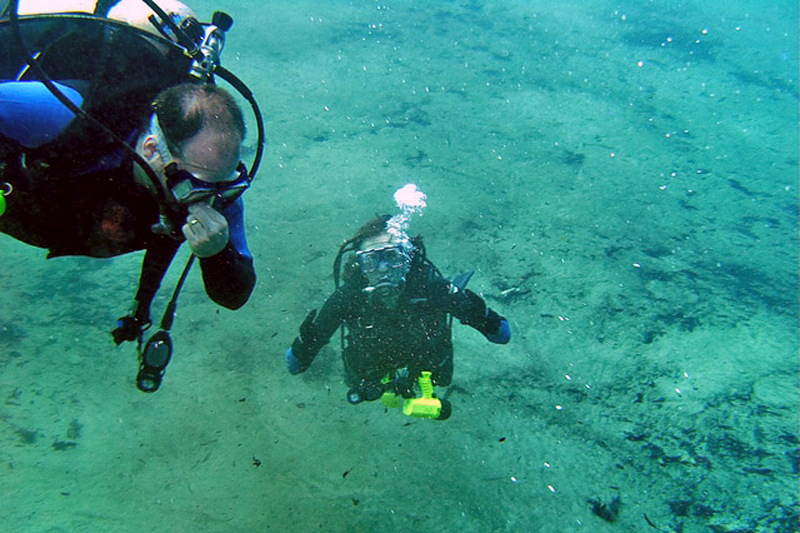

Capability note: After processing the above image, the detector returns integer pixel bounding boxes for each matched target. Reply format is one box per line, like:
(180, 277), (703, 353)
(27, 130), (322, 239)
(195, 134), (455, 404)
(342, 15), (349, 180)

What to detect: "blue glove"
(285, 347), (304, 375)
(485, 319), (511, 344)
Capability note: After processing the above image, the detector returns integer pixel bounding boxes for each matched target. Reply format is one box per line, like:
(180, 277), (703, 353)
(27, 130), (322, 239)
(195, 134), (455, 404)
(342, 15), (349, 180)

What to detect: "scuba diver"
(0, 0), (265, 392)
(284, 197), (511, 420)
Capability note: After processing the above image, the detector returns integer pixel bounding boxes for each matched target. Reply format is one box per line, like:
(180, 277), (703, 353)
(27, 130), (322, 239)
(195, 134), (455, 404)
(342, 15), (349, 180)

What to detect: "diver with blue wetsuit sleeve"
(0, 0), (265, 392)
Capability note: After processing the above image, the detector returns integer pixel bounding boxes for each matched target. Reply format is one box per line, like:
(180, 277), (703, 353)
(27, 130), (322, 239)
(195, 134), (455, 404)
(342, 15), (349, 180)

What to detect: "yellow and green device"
(0, 183), (8, 216)
(380, 371), (451, 420)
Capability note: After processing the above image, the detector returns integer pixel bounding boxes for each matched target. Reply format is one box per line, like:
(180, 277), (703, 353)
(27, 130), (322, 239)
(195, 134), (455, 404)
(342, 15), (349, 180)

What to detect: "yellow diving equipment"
(379, 373), (403, 408)
(0, 183), (11, 217)
(403, 371), (444, 419)
(379, 390), (402, 409)
(380, 371), (452, 420)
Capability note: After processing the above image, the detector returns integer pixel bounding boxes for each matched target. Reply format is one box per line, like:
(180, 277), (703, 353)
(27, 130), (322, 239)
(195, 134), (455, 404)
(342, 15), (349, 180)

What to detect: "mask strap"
(148, 114), (178, 166)
(146, 114), (184, 236)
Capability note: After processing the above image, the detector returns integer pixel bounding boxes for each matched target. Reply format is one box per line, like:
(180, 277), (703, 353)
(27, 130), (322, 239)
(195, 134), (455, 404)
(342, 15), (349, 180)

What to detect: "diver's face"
(158, 125), (248, 207)
(357, 232), (411, 308)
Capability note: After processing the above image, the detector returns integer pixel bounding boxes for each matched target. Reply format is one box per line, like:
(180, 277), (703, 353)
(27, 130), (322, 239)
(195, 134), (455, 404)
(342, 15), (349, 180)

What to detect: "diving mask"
(357, 244), (411, 307)
(149, 114), (250, 207)
(165, 161), (250, 206)
(356, 244), (410, 275)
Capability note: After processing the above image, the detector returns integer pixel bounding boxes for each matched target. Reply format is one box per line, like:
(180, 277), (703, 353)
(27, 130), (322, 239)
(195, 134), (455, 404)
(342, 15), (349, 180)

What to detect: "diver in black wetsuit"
(284, 215), (511, 419)
(0, 1), (264, 392)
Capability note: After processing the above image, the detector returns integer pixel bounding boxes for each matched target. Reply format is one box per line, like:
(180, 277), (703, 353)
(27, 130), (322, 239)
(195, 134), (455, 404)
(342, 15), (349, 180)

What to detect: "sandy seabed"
(1, 0), (797, 531)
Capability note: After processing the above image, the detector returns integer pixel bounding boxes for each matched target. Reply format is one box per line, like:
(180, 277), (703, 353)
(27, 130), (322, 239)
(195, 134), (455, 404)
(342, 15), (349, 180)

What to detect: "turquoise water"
(0, 0), (797, 531)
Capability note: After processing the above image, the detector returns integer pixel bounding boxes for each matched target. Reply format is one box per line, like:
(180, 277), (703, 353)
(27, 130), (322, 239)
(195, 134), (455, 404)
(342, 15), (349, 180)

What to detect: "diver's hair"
(349, 214), (424, 253)
(349, 215), (393, 249)
(152, 83), (245, 157)
(338, 215), (392, 287)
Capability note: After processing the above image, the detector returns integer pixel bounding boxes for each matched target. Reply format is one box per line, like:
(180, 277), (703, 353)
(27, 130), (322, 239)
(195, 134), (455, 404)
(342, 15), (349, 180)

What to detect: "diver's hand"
(285, 347), (305, 375)
(485, 318), (511, 344)
(112, 313), (150, 345)
(183, 203), (229, 258)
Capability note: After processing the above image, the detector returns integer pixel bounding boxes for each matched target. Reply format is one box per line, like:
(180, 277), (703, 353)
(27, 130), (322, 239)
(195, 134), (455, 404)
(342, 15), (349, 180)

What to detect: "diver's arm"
(199, 243), (255, 309)
(135, 238), (182, 317)
(197, 198), (255, 309)
(112, 237), (181, 344)
(288, 287), (350, 372)
(449, 287), (511, 344)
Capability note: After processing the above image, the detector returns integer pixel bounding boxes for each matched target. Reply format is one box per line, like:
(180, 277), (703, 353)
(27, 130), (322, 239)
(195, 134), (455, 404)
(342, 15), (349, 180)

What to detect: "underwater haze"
(0, 0), (797, 531)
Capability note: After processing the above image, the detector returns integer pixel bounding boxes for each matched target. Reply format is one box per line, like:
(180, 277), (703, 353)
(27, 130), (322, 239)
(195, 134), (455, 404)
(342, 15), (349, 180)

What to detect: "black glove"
(111, 314), (150, 345)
